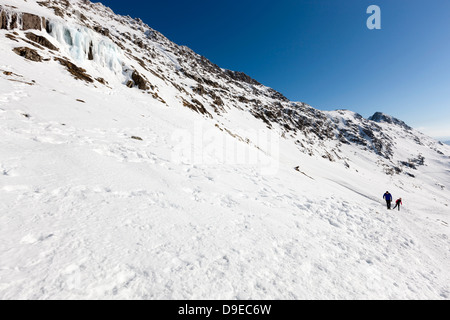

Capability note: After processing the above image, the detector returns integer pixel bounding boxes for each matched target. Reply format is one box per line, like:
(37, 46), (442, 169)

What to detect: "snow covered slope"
(0, 0), (449, 299)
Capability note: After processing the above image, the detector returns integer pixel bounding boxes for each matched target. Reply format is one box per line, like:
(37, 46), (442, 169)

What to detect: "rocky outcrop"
(54, 57), (93, 83)
(88, 41), (94, 60)
(94, 26), (110, 37)
(182, 98), (212, 118)
(25, 32), (58, 51)
(224, 70), (261, 86)
(0, 7), (44, 31)
(12, 47), (43, 62)
(1, 10), (8, 29)
(22, 13), (43, 30)
(1, 9), (18, 30)
(130, 71), (149, 90)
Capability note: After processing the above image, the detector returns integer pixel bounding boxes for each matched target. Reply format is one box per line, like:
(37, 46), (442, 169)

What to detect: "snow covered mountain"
(1, 0), (449, 299)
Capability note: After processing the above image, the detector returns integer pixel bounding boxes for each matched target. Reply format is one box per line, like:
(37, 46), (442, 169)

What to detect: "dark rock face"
(182, 98), (212, 118)
(0, 8), (42, 31)
(131, 71), (149, 90)
(0, 10), (19, 30)
(53, 7), (64, 18)
(12, 47), (43, 62)
(94, 26), (110, 37)
(10, 13), (19, 29)
(224, 70), (261, 86)
(21, 13), (43, 30)
(0, 10), (6, 29)
(25, 32), (58, 51)
(88, 41), (94, 60)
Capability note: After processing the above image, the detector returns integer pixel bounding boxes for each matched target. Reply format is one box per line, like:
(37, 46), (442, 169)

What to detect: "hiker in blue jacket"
(383, 191), (393, 209)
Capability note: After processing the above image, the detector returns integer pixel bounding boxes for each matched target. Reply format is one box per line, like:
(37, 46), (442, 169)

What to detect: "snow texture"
(0, 0), (449, 300)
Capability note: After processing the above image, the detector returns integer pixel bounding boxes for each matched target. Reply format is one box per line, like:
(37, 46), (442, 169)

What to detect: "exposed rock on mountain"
(25, 31), (58, 50)
(12, 46), (42, 61)
(54, 57), (93, 82)
(0, 6), (45, 30)
(369, 112), (412, 131)
(0, 0), (447, 177)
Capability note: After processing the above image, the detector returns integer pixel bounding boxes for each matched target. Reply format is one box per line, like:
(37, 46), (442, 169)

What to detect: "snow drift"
(0, 0), (449, 299)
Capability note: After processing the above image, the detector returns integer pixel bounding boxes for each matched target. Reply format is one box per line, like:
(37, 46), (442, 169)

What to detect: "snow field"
(0, 71), (449, 299)
(0, 0), (449, 299)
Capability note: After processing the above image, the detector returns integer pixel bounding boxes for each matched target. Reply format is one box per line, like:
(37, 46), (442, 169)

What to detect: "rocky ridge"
(1, 0), (447, 176)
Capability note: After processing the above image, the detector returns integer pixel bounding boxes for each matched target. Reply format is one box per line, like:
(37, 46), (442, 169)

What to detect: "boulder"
(12, 47), (43, 62)
(131, 71), (149, 90)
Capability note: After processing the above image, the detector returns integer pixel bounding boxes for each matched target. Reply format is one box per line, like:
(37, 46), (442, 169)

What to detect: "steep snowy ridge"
(1, 0), (447, 170)
(0, 0), (449, 299)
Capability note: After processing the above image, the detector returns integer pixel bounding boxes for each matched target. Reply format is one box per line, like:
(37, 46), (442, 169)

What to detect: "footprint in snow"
(20, 233), (54, 244)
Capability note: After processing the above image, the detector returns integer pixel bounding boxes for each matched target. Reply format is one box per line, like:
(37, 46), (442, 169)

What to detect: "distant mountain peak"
(368, 112), (412, 130)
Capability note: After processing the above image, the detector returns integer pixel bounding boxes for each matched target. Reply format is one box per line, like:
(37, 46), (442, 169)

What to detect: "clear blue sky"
(100, 0), (450, 140)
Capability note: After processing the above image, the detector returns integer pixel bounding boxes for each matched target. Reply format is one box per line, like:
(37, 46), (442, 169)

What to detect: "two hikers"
(383, 191), (402, 211)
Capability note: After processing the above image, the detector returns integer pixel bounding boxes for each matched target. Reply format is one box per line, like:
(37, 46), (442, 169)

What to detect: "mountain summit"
(1, 0), (449, 299)
(369, 112), (412, 131)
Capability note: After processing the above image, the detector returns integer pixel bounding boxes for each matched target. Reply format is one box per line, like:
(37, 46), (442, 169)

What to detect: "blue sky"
(100, 0), (450, 140)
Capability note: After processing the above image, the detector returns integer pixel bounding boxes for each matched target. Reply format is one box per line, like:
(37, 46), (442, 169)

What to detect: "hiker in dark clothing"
(383, 191), (393, 209)
(393, 198), (402, 211)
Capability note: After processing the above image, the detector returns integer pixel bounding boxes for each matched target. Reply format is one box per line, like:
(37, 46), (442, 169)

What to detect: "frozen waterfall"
(47, 21), (124, 76)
